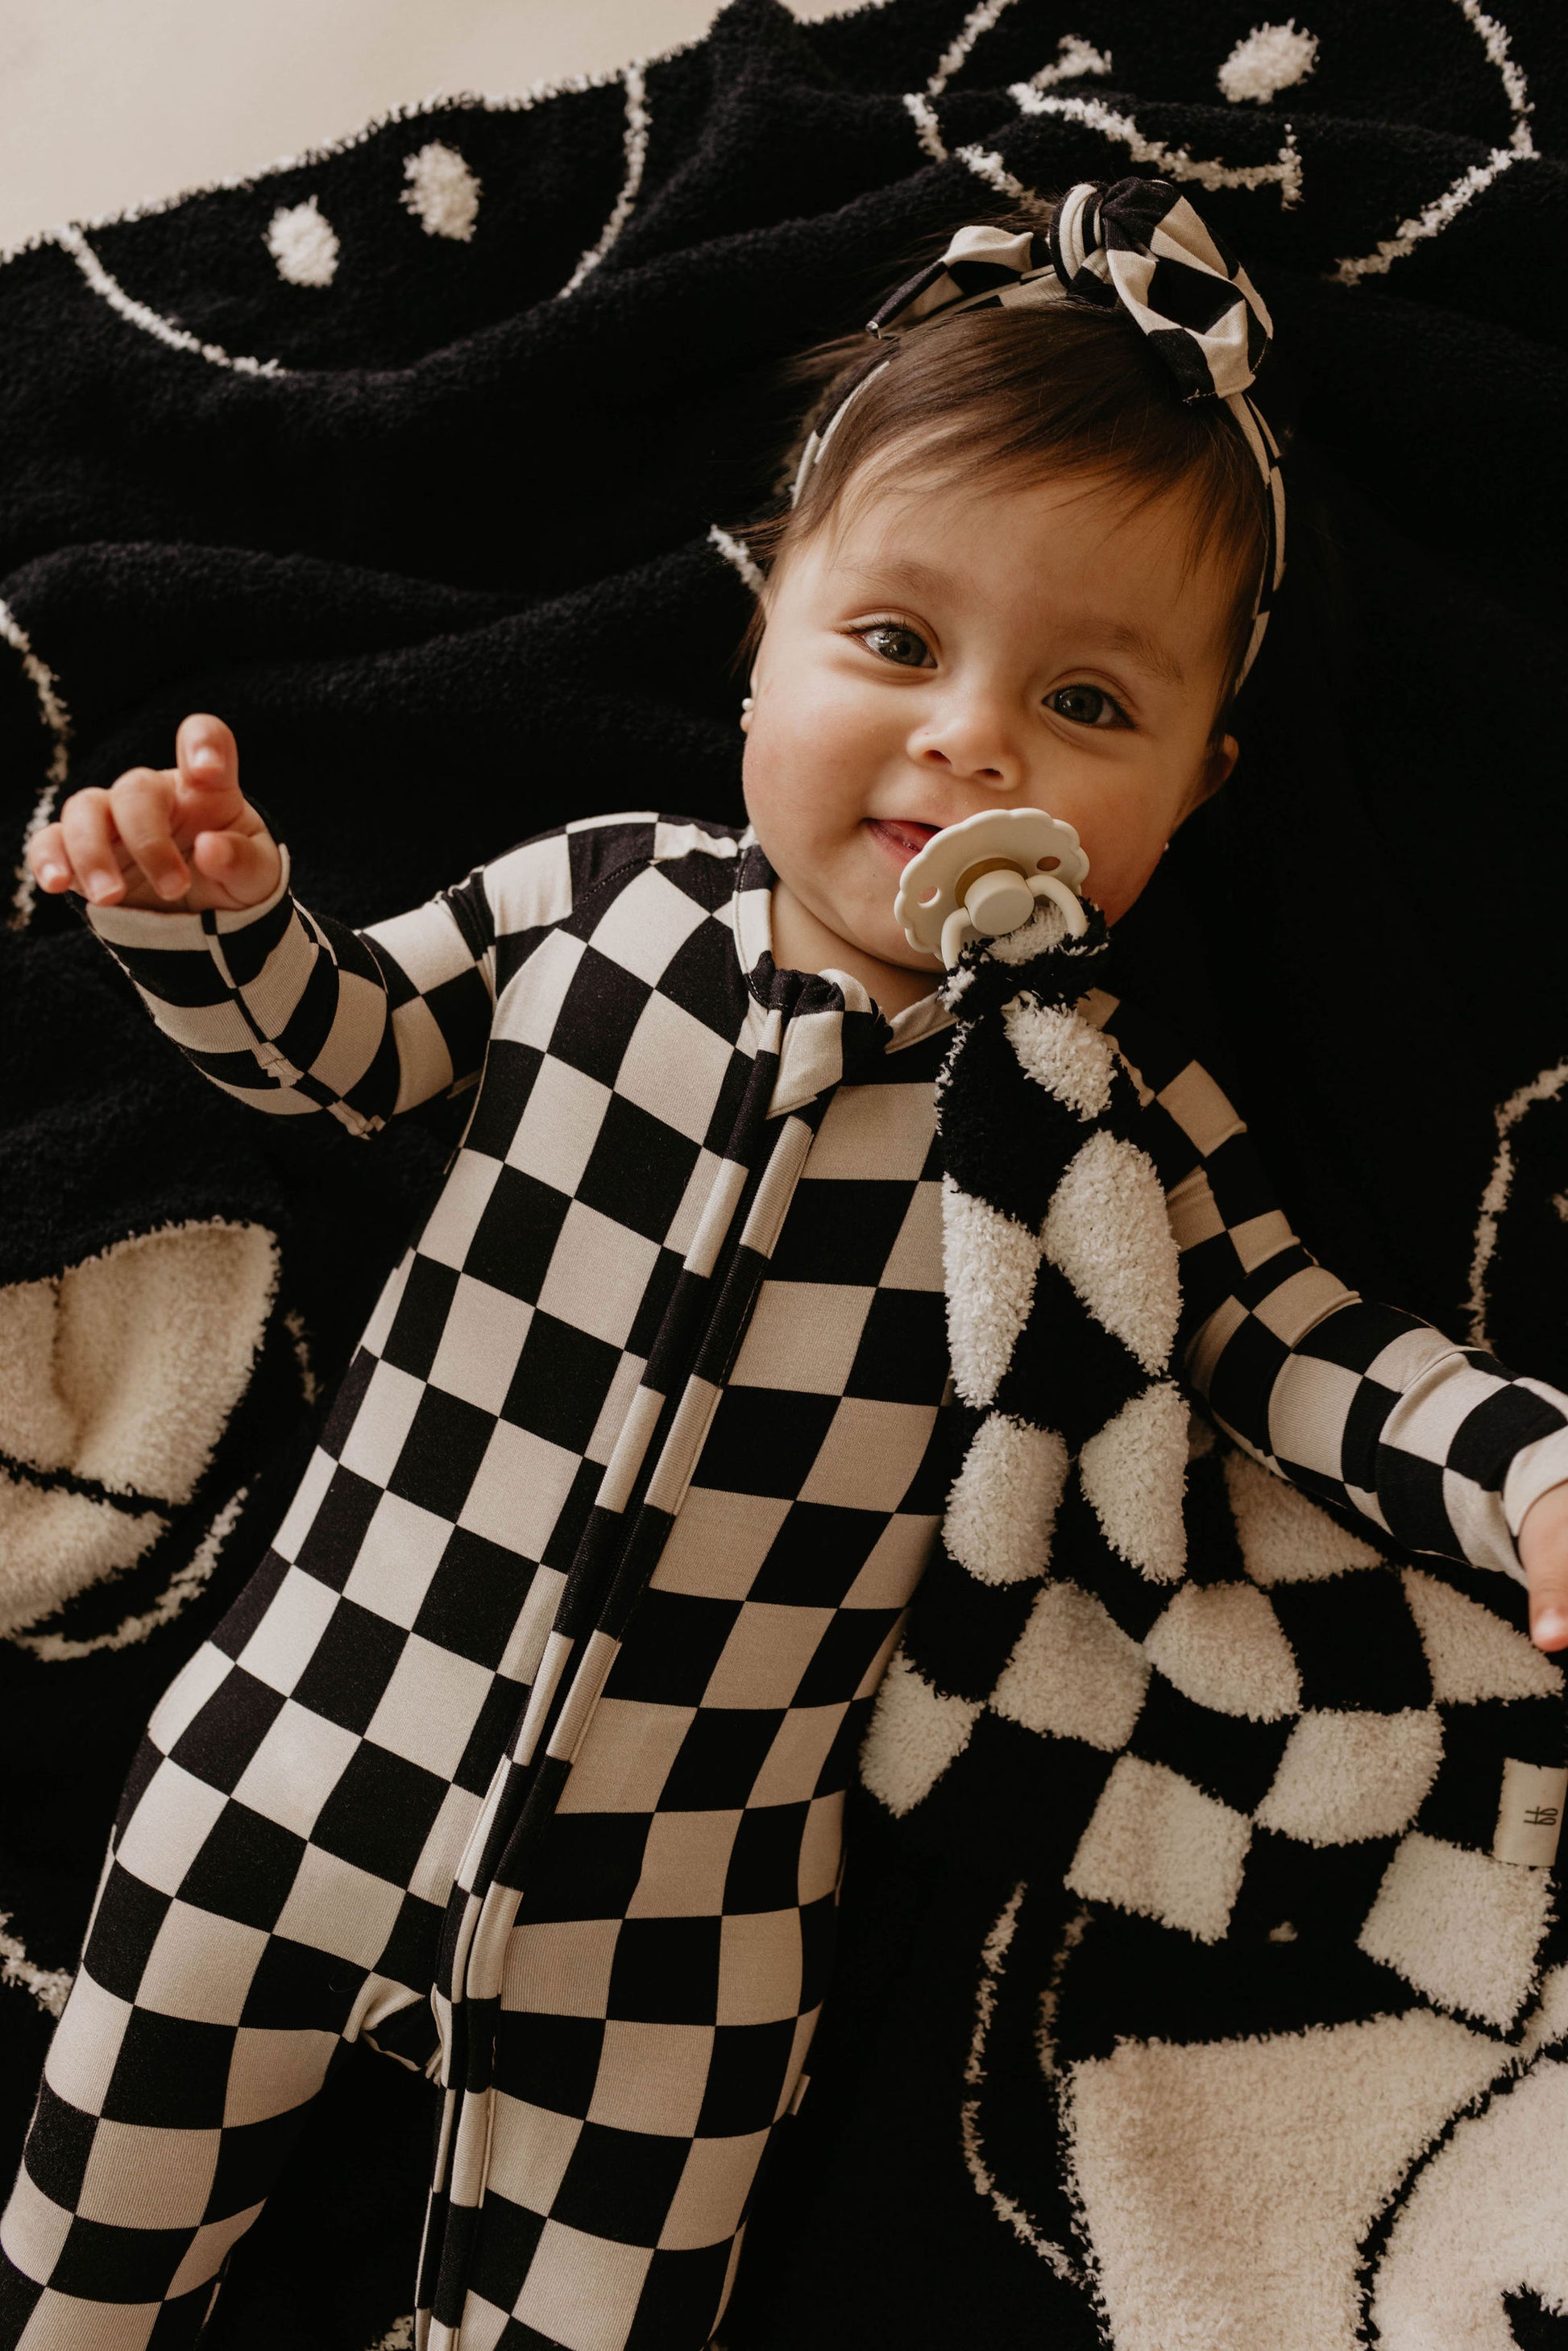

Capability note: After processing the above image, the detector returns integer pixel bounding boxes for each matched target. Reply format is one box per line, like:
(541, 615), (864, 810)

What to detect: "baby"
(6, 183), (1568, 2351)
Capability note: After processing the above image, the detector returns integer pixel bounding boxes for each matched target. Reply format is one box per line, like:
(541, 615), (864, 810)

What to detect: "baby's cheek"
(1081, 831), (1166, 927)
(740, 724), (791, 835)
(747, 721), (847, 841)
(741, 738), (823, 893)
(1076, 774), (1192, 925)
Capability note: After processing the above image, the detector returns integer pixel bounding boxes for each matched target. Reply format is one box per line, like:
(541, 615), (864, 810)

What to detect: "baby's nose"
(915, 732), (1018, 788)
(909, 680), (1026, 785)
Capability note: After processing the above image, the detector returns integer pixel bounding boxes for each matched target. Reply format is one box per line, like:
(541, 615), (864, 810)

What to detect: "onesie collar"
(731, 830), (953, 1115)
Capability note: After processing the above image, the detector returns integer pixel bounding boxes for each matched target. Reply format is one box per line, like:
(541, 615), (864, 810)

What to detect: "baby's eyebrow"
(842, 558), (952, 603)
(1095, 621), (1187, 690)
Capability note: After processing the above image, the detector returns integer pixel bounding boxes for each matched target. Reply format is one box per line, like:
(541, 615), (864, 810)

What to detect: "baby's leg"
(2, 1537), (478, 2348)
(2, 1818), (340, 2342)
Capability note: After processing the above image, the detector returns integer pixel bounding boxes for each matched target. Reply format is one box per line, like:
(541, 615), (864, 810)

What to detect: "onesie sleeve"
(1098, 995), (1568, 1583)
(80, 828), (574, 1139)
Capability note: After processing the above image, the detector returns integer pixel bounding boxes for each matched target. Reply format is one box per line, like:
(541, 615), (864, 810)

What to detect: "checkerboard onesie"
(4, 816), (1566, 2351)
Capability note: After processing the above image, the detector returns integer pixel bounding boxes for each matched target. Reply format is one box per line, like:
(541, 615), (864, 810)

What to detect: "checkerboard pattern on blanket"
(861, 931), (1568, 2055)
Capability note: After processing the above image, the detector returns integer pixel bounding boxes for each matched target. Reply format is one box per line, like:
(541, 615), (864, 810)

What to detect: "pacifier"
(893, 807), (1090, 969)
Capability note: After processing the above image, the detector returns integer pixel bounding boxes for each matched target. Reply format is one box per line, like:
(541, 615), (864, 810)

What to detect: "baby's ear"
(1194, 731), (1239, 806)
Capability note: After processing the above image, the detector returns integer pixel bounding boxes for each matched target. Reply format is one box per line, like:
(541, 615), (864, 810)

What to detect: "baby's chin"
(825, 899), (940, 976)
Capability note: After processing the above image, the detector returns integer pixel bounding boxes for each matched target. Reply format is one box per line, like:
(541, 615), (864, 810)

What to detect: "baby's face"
(742, 463), (1241, 988)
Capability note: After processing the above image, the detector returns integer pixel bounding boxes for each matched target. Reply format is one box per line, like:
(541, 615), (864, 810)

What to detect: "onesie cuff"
(81, 840), (292, 947)
(1502, 1391), (1568, 1550)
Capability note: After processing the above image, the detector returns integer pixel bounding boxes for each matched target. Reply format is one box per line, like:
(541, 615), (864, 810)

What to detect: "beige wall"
(0, 0), (844, 253)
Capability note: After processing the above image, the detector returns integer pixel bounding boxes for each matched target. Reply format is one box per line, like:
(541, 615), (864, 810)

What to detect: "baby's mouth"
(866, 817), (939, 862)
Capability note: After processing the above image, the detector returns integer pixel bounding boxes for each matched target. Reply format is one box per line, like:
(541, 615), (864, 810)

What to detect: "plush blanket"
(1, 2), (1566, 2344)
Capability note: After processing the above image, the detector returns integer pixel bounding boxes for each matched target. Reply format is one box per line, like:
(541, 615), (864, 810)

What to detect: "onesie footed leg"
(0, 1944), (337, 2342)
(0, 1734), (348, 2346)
(1, 2166), (228, 2345)
(0, 2256), (221, 2349)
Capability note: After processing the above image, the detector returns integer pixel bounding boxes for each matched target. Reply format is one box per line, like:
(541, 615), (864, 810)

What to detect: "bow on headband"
(793, 177), (1286, 688)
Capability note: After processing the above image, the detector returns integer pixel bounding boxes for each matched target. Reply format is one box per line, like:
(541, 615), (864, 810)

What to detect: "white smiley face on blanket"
(0, 1221), (276, 1658)
(32, 0), (1534, 392)
(960, 1441), (1568, 2349)
(918, 0), (1533, 294)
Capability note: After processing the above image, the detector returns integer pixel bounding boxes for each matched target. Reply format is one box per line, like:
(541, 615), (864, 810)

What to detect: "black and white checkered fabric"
(1051, 177), (1285, 685)
(1047, 179), (1270, 404)
(4, 819), (1566, 2351)
(799, 180), (1286, 686)
(862, 906), (1568, 2033)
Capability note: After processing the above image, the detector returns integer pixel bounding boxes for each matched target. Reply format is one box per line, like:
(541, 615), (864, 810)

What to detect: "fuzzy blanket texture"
(1, 2), (1566, 2344)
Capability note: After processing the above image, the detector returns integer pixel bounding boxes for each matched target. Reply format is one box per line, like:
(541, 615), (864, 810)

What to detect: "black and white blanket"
(1, 2), (1566, 2345)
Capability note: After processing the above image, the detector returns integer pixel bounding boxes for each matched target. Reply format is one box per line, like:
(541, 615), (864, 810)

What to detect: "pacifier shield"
(894, 807), (1090, 963)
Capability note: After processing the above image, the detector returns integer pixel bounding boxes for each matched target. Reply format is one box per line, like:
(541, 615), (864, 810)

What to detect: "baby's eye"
(859, 623), (934, 669)
(1047, 684), (1127, 728)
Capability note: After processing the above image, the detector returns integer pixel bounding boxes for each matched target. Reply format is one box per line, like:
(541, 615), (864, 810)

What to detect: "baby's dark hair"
(736, 204), (1287, 742)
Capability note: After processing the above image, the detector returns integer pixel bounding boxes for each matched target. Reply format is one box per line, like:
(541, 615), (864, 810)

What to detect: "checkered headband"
(793, 177), (1286, 689)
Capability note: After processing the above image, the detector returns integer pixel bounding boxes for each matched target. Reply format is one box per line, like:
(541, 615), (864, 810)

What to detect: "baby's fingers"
(28, 819), (77, 895)
(175, 713), (243, 827)
(110, 767), (189, 900)
(190, 827), (279, 906)
(1518, 1482), (1568, 1651)
(58, 789), (131, 905)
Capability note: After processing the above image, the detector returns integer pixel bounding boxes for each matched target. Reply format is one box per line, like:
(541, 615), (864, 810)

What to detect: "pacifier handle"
(895, 807), (1090, 969)
(937, 873), (1085, 968)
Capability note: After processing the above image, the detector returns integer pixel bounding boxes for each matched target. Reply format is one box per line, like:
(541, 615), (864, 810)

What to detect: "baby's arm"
(1099, 996), (1568, 1644)
(32, 715), (496, 1138)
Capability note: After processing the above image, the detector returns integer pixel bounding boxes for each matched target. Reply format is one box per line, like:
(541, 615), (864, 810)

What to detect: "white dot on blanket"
(1217, 20), (1319, 106)
(265, 197), (340, 288)
(402, 143), (482, 243)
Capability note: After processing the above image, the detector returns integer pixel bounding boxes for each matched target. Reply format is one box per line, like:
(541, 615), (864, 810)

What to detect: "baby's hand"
(1520, 1482), (1568, 1651)
(28, 714), (282, 914)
